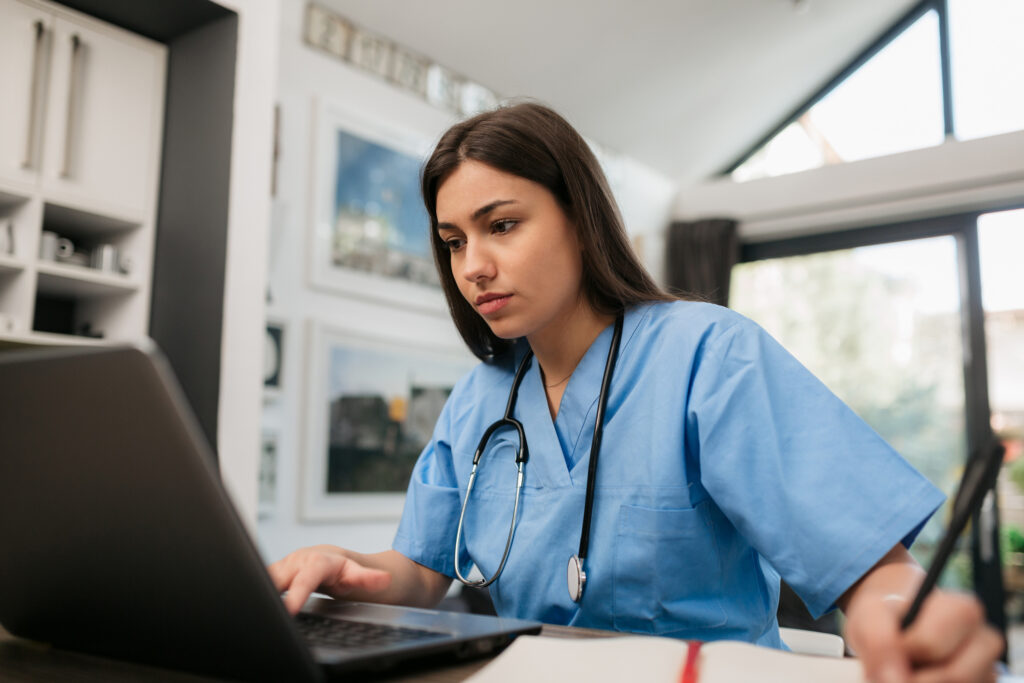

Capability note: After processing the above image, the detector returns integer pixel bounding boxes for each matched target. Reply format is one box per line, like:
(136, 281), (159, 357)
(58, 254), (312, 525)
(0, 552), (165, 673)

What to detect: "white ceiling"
(320, 0), (920, 183)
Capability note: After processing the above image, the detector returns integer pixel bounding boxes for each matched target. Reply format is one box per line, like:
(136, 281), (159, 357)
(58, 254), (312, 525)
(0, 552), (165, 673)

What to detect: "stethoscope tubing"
(576, 313), (624, 564)
(453, 347), (534, 588)
(452, 312), (624, 598)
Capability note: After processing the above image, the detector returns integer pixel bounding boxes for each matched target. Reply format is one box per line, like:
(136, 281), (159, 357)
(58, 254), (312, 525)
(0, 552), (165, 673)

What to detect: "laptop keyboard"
(296, 613), (448, 651)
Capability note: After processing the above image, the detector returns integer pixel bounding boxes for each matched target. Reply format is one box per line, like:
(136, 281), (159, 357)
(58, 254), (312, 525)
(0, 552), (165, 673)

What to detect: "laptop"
(0, 342), (541, 682)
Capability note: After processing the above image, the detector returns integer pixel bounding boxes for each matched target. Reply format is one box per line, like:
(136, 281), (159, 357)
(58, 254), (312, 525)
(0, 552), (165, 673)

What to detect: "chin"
(483, 317), (529, 341)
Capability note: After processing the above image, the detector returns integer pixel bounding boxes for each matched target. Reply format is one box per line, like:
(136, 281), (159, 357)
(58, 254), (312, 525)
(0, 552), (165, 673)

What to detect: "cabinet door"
(0, 0), (51, 191)
(40, 15), (165, 219)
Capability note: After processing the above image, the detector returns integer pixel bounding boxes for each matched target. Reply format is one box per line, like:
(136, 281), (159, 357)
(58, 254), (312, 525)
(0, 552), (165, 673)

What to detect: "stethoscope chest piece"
(567, 555), (585, 602)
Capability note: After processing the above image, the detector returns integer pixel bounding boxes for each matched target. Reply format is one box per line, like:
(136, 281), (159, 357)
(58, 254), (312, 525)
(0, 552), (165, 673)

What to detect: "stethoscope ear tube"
(453, 460), (525, 588)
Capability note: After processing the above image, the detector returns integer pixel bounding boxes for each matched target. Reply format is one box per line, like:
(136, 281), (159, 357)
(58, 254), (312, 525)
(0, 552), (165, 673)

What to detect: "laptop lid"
(0, 342), (539, 682)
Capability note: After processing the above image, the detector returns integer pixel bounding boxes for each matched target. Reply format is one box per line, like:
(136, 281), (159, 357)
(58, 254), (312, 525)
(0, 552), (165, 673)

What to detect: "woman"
(271, 103), (1002, 682)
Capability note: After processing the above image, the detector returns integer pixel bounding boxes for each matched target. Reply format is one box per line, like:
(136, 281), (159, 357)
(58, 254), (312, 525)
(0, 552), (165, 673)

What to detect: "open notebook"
(466, 635), (866, 683)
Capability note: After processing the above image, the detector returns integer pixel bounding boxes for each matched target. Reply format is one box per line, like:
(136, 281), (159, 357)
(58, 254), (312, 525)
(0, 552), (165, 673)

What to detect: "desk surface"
(0, 621), (617, 682)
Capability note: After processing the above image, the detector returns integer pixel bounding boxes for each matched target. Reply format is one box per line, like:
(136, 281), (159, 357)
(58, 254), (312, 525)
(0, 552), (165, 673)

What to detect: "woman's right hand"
(267, 544), (392, 615)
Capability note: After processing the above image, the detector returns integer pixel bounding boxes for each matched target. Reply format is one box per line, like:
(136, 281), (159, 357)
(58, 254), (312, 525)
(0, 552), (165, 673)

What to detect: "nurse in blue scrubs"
(270, 103), (1002, 682)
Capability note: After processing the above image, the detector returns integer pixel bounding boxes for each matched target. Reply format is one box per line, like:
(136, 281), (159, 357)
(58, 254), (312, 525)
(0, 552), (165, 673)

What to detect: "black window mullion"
(956, 221), (1006, 641)
(937, 0), (956, 137)
(740, 213), (970, 262)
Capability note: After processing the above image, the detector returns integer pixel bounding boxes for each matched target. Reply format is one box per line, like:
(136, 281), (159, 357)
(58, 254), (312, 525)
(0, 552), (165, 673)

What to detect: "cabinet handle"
(22, 20), (47, 170)
(60, 34), (83, 179)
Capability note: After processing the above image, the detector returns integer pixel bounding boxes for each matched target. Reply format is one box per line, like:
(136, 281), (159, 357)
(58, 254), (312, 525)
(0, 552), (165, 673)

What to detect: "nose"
(460, 239), (496, 283)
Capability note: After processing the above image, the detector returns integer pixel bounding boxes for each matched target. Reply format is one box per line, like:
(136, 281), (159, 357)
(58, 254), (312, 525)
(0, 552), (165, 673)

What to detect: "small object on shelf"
(58, 250), (89, 268)
(91, 244), (118, 272)
(55, 237), (75, 261)
(39, 230), (58, 260)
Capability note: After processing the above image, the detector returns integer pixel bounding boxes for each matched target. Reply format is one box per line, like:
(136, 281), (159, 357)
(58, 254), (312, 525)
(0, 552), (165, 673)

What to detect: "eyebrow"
(437, 199), (518, 232)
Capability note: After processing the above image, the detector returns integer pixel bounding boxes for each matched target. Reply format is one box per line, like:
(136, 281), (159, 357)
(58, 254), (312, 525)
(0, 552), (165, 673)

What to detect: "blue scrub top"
(393, 301), (944, 646)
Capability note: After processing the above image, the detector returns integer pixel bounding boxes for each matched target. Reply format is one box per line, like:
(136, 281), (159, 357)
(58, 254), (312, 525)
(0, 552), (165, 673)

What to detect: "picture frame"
(301, 320), (476, 521)
(259, 431), (279, 519)
(308, 98), (446, 313)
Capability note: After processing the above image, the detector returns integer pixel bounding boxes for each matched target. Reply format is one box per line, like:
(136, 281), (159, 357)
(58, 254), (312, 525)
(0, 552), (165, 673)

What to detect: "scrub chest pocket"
(612, 501), (728, 636)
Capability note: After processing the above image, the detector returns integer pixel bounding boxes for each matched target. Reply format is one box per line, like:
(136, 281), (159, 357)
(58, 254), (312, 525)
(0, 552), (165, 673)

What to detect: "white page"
(467, 635), (867, 683)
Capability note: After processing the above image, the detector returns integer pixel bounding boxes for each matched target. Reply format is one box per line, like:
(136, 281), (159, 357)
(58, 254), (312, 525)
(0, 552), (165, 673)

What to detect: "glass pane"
(949, 0), (1024, 141)
(807, 10), (944, 162)
(730, 121), (824, 183)
(980, 208), (1024, 672)
(730, 237), (969, 587)
(732, 11), (944, 182)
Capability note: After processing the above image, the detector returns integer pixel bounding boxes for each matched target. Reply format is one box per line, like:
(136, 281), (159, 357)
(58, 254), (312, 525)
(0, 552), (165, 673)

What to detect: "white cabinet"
(0, 0), (166, 347)
(40, 13), (166, 218)
(0, 0), (48, 191)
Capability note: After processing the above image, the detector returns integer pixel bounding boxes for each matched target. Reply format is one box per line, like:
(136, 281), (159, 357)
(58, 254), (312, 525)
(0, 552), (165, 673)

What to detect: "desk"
(0, 622), (616, 682)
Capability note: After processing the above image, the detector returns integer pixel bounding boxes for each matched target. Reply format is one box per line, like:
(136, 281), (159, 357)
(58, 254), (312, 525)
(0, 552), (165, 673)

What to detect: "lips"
(475, 292), (512, 316)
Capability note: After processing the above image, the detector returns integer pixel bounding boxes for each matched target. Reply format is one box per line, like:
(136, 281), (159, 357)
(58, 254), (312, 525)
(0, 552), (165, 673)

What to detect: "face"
(435, 160), (587, 343)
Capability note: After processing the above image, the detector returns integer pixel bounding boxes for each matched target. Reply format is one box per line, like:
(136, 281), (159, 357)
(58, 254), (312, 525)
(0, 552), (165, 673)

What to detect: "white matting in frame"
(300, 319), (477, 521)
(308, 97), (447, 314)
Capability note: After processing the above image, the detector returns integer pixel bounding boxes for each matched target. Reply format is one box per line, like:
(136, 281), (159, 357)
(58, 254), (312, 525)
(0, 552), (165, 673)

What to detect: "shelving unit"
(0, 254), (25, 275)
(0, 0), (166, 346)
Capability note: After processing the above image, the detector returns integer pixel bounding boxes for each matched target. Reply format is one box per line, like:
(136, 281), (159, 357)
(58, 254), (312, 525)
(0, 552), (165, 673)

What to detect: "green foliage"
(1009, 457), (1024, 496)
(1003, 525), (1024, 558)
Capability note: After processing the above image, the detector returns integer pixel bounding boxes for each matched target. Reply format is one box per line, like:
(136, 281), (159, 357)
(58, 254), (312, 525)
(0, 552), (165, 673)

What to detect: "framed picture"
(308, 98), (446, 313)
(301, 321), (476, 521)
(264, 321), (285, 394)
(259, 431), (279, 519)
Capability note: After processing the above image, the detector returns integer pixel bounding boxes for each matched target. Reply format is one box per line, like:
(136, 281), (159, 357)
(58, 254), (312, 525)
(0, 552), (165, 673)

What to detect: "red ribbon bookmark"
(681, 640), (702, 683)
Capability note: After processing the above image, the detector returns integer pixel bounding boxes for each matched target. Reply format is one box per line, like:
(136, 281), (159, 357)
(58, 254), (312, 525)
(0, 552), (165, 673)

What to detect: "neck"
(528, 298), (615, 389)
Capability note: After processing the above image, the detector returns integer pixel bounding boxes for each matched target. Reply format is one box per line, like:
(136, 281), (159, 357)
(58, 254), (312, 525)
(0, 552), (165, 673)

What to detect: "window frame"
(721, 0), (954, 177)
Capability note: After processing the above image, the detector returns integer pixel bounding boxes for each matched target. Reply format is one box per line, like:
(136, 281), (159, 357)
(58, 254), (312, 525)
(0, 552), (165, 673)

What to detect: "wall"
(212, 0), (280, 529)
(257, 0), (674, 563)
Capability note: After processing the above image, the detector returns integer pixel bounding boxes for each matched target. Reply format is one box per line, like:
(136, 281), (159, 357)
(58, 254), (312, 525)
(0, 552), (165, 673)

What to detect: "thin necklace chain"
(544, 371), (573, 389)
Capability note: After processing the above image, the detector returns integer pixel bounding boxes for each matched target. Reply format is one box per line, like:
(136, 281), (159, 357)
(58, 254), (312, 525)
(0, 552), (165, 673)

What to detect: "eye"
(491, 219), (518, 234)
(443, 237), (465, 252)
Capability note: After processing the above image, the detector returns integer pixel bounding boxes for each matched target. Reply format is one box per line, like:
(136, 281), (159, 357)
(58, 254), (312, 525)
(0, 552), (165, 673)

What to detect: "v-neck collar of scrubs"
(514, 306), (645, 486)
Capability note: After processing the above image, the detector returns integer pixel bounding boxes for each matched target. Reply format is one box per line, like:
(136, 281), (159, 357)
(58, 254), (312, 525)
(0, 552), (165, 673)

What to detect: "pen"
(900, 438), (1005, 630)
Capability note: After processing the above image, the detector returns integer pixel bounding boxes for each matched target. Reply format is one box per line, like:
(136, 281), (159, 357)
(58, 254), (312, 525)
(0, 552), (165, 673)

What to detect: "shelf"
(43, 201), (141, 238)
(36, 261), (139, 298)
(0, 330), (111, 349)
(0, 253), (26, 275)
(0, 185), (32, 210)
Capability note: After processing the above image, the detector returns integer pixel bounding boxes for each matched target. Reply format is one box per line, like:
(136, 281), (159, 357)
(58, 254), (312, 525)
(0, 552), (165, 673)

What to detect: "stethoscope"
(453, 313), (624, 603)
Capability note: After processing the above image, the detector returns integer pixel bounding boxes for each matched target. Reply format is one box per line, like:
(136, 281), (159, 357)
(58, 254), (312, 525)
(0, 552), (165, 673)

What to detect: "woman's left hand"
(844, 588), (1004, 683)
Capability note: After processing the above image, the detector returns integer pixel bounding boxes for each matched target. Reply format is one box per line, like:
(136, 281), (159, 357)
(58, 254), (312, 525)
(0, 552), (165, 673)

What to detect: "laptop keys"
(296, 613), (447, 650)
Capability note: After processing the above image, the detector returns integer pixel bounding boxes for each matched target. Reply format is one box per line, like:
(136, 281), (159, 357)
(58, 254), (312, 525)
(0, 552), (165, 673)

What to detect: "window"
(980, 209), (1024, 627)
(948, 0), (1024, 140)
(729, 0), (1024, 182)
(732, 11), (944, 182)
(726, 208), (1024, 669)
(731, 236), (970, 586)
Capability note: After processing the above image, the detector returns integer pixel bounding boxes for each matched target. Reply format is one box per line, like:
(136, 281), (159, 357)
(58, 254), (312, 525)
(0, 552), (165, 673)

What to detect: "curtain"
(664, 218), (739, 307)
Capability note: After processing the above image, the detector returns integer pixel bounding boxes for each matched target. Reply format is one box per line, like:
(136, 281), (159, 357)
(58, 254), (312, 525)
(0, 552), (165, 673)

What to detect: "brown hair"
(422, 101), (675, 360)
